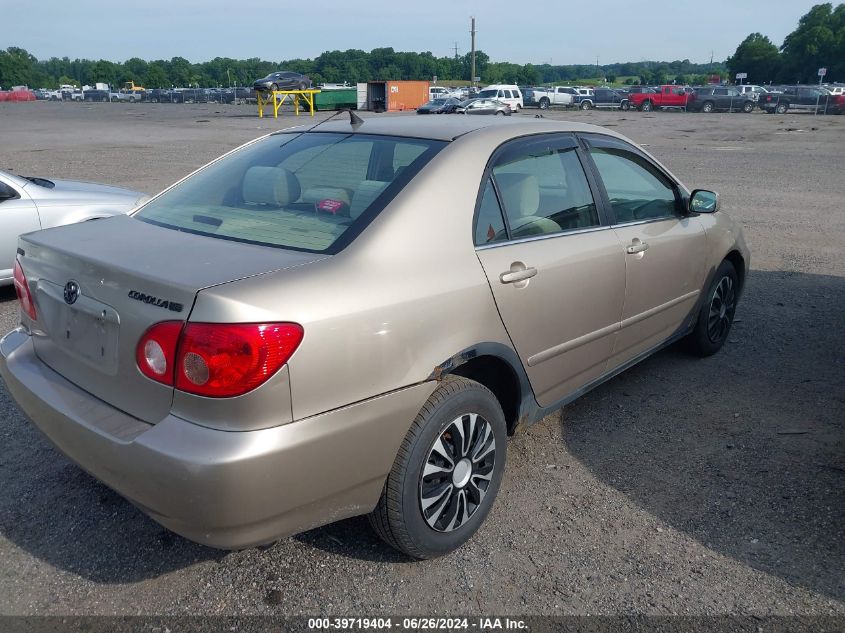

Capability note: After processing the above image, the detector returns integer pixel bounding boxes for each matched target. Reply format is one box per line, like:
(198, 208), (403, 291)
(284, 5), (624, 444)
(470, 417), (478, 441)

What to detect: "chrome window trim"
(609, 216), (681, 229)
(475, 224), (610, 251)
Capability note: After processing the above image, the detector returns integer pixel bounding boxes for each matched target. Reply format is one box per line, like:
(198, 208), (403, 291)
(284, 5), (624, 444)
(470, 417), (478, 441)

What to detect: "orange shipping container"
(386, 81), (430, 111)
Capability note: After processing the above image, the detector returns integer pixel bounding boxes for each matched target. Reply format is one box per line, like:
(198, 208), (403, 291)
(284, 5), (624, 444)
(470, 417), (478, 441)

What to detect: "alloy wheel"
(419, 413), (496, 532)
(707, 276), (736, 343)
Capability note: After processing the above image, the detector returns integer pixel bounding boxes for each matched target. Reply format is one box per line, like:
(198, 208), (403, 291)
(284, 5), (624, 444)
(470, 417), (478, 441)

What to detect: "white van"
(476, 84), (523, 111)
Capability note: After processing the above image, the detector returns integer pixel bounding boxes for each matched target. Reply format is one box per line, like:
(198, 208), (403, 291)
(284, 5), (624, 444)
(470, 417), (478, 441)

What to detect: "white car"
(0, 170), (148, 285)
(736, 85), (770, 101)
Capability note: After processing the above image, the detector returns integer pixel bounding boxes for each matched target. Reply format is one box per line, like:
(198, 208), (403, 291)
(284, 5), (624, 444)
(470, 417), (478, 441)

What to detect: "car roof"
(278, 115), (626, 143)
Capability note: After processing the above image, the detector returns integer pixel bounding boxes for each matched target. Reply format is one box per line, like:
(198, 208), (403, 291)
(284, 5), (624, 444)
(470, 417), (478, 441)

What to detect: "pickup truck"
(758, 85), (845, 115)
(628, 85), (692, 111)
(532, 86), (577, 109)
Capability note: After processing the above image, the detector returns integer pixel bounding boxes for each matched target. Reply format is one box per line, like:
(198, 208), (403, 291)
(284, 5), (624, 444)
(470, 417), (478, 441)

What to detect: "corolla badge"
(63, 280), (80, 305)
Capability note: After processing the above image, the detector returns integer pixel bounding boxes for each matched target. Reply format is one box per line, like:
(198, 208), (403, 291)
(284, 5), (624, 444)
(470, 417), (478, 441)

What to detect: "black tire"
(621, 101), (630, 111)
(580, 100), (592, 110)
(742, 102), (754, 113)
(702, 101), (714, 113)
(495, 110), (504, 116)
(775, 103), (788, 114)
(640, 100), (653, 112)
(685, 260), (739, 357)
(298, 82), (308, 90)
(539, 97), (550, 110)
(270, 83), (279, 92)
(368, 375), (507, 559)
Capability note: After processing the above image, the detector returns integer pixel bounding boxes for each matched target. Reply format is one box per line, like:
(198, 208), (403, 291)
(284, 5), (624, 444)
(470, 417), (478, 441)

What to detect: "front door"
(474, 134), (626, 407)
(0, 177), (40, 281)
(580, 134), (707, 369)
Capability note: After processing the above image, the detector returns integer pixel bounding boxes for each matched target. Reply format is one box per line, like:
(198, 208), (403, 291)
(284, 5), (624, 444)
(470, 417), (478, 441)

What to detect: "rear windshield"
(135, 132), (445, 253)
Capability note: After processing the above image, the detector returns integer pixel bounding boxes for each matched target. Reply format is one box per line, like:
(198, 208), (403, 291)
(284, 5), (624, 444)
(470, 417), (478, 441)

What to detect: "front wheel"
(621, 101), (630, 111)
(369, 376), (507, 559)
(581, 101), (592, 110)
(702, 101), (714, 113)
(539, 97), (549, 110)
(775, 103), (788, 114)
(742, 102), (754, 113)
(685, 260), (738, 357)
(640, 100), (653, 112)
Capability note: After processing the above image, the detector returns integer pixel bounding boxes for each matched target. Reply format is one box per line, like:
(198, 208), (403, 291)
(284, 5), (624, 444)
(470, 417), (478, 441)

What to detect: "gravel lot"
(0, 102), (842, 618)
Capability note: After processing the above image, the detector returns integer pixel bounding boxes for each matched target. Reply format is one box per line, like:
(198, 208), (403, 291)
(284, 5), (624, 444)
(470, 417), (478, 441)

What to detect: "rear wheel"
(495, 110), (504, 116)
(621, 101), (630, 111)
(685, 260), (738, 357)
(775, 103), (788, 114)
(640, 100), (653, 112)
(539, 97), (550, 110)
(742, 102), (754, 113)
(270, 83), (279, 92)
(581, 100), (592, 110)
(369, 376), (506, 559)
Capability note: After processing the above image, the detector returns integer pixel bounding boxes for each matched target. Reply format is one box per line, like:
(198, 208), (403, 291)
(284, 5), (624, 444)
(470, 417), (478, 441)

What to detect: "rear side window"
(136, 133), (445, 254)
(490, 142), (599, 238)
(474, 179), (507, 246)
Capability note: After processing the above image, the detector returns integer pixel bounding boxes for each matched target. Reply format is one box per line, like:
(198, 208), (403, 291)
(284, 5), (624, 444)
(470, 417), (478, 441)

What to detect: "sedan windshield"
(135, 132), (445, 254)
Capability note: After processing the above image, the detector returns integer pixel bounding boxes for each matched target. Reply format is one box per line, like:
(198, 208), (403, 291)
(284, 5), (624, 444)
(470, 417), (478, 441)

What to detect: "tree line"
(727, 3), (843, 84)
(0, 3), (839, 91)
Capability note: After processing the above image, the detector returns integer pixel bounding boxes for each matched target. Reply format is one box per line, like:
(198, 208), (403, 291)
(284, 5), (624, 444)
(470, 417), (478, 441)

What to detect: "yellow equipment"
(257, 89), (321, 118)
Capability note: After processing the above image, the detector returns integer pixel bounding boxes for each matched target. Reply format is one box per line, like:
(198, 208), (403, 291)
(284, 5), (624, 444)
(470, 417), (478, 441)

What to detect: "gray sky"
(8, 0), (817, 64)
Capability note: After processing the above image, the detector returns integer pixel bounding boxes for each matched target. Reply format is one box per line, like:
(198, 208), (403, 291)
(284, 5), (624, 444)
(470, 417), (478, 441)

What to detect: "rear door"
(474, 134), (625, 406)
(580, 133), (707, 369)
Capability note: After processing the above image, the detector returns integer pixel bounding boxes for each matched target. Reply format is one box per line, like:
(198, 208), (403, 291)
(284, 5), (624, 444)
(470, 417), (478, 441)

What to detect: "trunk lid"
(19, 215), (326, 423)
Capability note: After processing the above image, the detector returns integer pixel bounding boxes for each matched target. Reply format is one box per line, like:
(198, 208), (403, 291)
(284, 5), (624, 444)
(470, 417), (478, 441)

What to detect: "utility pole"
(453, 42), (460, 59)
(470, 16), (476, 88)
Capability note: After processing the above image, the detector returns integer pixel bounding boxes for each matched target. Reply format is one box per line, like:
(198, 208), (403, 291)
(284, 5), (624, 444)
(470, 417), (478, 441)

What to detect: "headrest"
(301, 187), (352, 208)
(495, 173), (540, 217)
(242, 166), (300, 207)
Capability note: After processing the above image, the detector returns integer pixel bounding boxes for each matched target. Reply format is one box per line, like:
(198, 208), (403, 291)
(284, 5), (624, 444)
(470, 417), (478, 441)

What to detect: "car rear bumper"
(0, 328), (435, 549)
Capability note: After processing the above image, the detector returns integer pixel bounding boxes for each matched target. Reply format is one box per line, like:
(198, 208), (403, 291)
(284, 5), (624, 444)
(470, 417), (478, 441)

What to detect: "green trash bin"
(314, 88), (357, 111)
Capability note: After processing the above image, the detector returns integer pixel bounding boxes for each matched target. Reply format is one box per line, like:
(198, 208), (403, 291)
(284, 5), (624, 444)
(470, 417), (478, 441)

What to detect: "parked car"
(146, 88), (174, 103)
(253, 71), (312, 93)
(1, 116), (748, 559)
(476, 85), (523, 111)
(828, 85), (844, 96)
(0, 170), (147, 285)
(758, 85), (844, 114)
(417, 98), (461, 114)
(736, 84), (769, 102)
(629, 85), (692, 111)
(458, 98), (512, 115)
(574, 88), (630, 110)
(221, 87), (257, 104)
(532, 86), (577, 110)
(429, 86), (458, 100)
(687, 86), (755, 113)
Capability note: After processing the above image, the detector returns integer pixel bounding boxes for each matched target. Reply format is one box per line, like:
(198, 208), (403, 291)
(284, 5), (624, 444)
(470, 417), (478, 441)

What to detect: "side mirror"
(689, 189), (719, 214)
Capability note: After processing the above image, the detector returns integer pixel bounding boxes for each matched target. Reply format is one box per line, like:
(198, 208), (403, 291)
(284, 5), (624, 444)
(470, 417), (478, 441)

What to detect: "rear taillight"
(136, 321), (183, 384)
(13, 260), (37, 321)
(136, 322), (303, 397)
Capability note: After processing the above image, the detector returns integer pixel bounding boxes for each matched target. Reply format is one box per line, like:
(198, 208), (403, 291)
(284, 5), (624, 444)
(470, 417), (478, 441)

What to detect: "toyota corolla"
(0, 116), (748, 559)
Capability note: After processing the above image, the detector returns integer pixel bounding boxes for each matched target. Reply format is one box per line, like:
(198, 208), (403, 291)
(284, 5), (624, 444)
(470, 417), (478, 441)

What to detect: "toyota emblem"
(63, 280), (80, 305)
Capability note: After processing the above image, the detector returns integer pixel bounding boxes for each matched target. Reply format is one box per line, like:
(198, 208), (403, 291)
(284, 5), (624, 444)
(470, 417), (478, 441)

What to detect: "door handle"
(626, 240), (649, 255)
(500, 267), (537, 284)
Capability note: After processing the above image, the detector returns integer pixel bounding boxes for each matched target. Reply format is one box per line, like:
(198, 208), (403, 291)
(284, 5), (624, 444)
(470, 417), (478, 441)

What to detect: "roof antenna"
(345, 108), (364, 128)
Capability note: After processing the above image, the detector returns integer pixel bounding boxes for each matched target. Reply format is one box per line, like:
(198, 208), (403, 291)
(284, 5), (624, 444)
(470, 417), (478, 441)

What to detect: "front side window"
(587, 145), (678, 223)
(136, 133), (444, 253)
(489, 141), (599, 238)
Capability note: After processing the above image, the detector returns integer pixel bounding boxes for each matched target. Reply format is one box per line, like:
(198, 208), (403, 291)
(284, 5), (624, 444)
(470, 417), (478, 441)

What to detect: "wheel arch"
(428, 343), (537, 435)
(724, 249), (747, 295)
